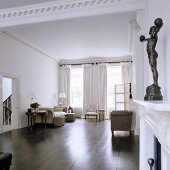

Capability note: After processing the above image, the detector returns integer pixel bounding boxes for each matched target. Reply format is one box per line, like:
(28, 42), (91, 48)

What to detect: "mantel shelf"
(134, 100), (170, 112)
(135, 100), (170, 170)
(134, 99), (170, 155)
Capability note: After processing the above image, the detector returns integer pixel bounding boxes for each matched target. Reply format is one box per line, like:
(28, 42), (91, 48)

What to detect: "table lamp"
(59, 93), (66, 106)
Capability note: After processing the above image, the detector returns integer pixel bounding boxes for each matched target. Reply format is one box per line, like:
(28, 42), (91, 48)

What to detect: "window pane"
(70, 67), (83, 107)
(115, 103), (124, 110)
(107, 65), (121, 109)
(116, 94), (124, 102)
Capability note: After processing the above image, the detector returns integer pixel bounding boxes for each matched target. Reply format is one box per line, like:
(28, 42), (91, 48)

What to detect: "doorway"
(0, 74), (20, 133)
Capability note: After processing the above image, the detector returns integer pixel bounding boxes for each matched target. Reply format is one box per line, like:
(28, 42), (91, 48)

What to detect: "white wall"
(2, 77), (12, 102)
(8, 12), (136, 60)
(132, 25), (145, 100)
(0, 32), (58, 128)
(147, 0), (170, 101)
(133, 1), (170, 135)
(0, 76), (3, 134)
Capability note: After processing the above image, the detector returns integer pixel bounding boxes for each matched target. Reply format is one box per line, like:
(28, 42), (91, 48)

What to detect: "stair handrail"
(3, 105), (12, 113)
(3, 94), (12, 105)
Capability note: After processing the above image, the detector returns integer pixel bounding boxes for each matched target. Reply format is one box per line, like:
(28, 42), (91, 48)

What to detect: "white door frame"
(0, 72), (20, 132)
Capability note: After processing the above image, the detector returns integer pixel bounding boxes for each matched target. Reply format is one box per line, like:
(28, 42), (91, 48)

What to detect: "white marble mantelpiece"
(134, 100), (170, 112)
(134, 100), (170, 170)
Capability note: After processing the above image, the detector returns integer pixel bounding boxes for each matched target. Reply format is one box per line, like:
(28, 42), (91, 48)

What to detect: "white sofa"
(35, 106), (68, 124)
(53, 106), (67, 117)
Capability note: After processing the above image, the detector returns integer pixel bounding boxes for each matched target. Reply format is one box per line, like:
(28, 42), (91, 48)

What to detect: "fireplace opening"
(155, 136), (161, 170)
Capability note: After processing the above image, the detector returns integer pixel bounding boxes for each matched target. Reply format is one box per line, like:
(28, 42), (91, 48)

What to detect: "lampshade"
(59, 93), (66, 98)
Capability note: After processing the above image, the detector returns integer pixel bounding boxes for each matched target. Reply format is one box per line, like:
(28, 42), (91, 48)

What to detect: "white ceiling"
(4, 11), (135, 60)
(0, 0), (137, 61)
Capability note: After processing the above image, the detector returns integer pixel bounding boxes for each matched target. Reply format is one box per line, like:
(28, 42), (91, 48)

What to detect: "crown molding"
(59, 55), (132, 65)
(0, 0), (147, 28)
(1, 31), (55, 61)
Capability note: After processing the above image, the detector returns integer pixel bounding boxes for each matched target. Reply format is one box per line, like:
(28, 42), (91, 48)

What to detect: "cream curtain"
(121, 62), (132, 84)
(98, 63), (107, 118)
(83, 64), (92, 114)
(121, 62), (132, 107)
(59, 65), (70, 106)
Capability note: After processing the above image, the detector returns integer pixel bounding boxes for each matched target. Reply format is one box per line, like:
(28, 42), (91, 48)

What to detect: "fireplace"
(134, 100), (170, 170)
(155, 136), (161, 170)
(146, 136), (161, 170)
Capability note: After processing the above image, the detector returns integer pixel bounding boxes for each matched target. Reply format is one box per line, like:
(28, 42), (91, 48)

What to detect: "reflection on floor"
(0, 119), (139, 170)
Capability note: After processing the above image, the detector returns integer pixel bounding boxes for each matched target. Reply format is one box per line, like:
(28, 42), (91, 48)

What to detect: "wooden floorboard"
(0, 119), (139, 170)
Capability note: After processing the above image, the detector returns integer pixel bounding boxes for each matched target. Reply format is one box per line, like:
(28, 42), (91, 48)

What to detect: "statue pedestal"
(144, 84), (163, 100)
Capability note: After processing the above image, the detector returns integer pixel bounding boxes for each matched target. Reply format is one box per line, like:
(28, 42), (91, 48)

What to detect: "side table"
(36, 110), (48, 128)
(26, 112), (36, 129)
(99, 109), (105, 121)
(54, 116), (65, 127)
(66, 113), (76, 122)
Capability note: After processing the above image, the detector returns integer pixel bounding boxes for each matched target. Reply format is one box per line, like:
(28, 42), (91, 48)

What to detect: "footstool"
(53, 116), (65, 127)
(0, 152), (12, 170)
(66, 113), (76, 122)
(110, 110), (133, 135)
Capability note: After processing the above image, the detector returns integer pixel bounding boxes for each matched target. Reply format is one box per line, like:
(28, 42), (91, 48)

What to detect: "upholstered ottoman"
(53, 116), (65, 127)
(66, 113), (76, 122)
(0, 152), (12, 170)
(110, 110), (133, 135)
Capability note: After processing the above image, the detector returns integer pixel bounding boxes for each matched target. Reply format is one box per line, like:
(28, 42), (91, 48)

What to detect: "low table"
(66, 113), (76, 122)
(54, 116), (65, 127)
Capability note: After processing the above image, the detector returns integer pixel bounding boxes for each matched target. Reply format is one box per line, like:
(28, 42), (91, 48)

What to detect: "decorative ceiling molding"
(0, 0), (147, 28)
(1, 31), (55, 60)
(59, 56), (132, 65)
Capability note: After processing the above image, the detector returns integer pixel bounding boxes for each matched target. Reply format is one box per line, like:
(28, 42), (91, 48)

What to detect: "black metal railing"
(3, 94), (12, 125)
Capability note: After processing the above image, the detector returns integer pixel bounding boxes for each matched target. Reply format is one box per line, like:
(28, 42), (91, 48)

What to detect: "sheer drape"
(59, 65), (70, 106)
(121, 62), (132, 84)
(70, 66), (83, 117)
(98, 63), (107, 118)
(59, 62), (130, 116)
(121, 62), (132, 104)
(83, 64), (92, 114)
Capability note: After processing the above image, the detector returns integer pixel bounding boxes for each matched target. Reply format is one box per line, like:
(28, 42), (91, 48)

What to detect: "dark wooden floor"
(0, 119), (139, 170)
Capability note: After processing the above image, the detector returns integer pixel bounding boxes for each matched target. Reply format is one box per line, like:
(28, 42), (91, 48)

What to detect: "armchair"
(85, 104), (99, 122)
(33, 106), (68, 125)
(0, 152), (12, 170)
(110, 83), (133, 135)
(110, 110), (133, 135)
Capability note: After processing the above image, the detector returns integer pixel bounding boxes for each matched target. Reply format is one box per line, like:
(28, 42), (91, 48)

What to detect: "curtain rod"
(60, 60), (132, 66)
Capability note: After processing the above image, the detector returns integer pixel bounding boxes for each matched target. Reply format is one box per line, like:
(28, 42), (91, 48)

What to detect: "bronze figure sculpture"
(140, 18), (163, 100)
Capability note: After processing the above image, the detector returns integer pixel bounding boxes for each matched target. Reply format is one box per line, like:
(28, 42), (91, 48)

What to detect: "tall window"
(70, 67), (83, 107)
(107, 65), (121, 109)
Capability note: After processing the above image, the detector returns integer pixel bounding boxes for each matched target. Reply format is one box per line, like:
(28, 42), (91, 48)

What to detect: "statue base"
(144, 84), (163, 100)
